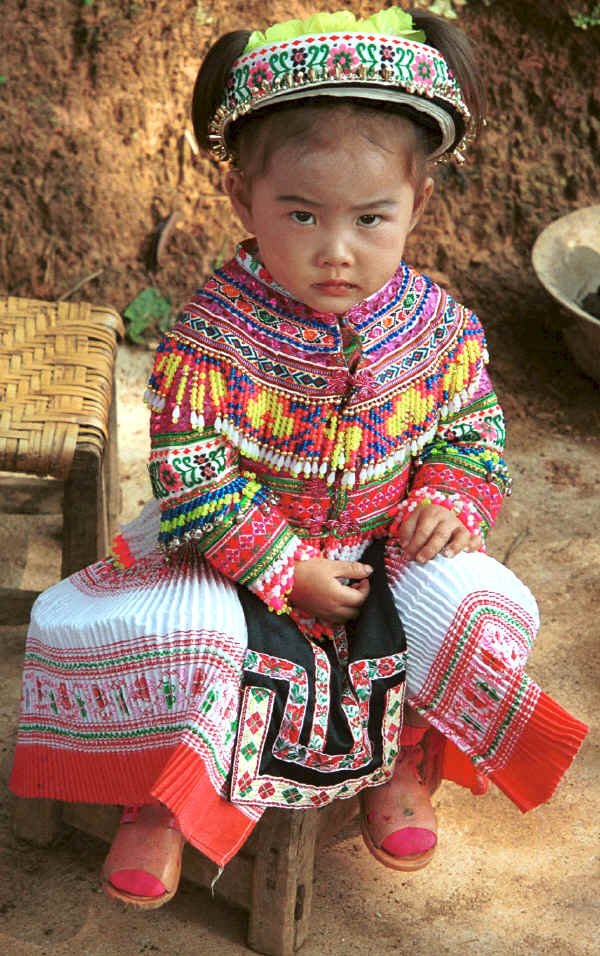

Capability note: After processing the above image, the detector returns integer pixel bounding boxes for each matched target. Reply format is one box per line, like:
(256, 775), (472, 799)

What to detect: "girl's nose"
(315, 233), (352, 268)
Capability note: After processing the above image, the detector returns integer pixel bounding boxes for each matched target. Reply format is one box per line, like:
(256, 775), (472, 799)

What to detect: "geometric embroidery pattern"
(230, 647), (406, 809)
(410, 590), (540, 772)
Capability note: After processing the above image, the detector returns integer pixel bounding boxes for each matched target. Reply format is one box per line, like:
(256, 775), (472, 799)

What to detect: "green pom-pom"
(299, 11), (358, 34)
(243, 6), (426, 55)
(360, 6), (426, 42)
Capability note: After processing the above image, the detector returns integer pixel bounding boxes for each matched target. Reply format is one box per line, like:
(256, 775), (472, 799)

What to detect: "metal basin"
(532, 204), (600, 383)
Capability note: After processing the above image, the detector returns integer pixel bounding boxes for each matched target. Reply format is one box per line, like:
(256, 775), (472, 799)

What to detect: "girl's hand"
(396, 503), (482, 563)
(290, 558), (372, 623)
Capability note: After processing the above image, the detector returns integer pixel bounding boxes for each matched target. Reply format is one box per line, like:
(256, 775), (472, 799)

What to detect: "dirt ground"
(1, 0), (599, 954)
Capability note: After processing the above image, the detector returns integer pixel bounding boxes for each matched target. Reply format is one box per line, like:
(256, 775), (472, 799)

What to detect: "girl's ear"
(225, 169), (255, 234)
(409, 175), (434, 233)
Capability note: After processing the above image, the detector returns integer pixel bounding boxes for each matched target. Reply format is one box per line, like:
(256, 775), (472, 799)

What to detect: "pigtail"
(409, 8), (487, 139)
(192, 30), (251, 153)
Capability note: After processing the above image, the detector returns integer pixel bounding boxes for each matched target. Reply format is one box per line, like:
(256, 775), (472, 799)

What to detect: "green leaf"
(123, 287), (171, 343)
(571, 4), (600, 29)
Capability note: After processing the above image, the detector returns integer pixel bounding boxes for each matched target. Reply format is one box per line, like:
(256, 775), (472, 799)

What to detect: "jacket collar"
(233, 239), (416, 336)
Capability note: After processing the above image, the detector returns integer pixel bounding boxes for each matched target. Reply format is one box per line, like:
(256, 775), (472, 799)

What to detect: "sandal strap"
(396, 743), (426, 782)
(400, 723), (428, 746)
(119, 803), (180, 831)
(121, 805), (141, 824)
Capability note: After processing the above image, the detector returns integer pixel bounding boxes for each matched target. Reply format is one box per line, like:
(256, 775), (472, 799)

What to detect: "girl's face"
(227, 120), (433, 315)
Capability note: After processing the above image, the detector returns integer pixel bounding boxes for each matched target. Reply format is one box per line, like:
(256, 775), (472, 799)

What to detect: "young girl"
(10, 6), (588, 909)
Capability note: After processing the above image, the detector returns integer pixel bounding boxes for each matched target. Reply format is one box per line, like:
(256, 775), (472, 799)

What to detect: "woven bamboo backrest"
(0, 297), (124, 479)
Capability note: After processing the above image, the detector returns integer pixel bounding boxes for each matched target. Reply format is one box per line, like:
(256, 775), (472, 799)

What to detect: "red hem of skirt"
(441, 738), (490, 795)
(10, 743), (256, 867)
(422, 688), (588, 812)
(149, 742), (258, 865)
(485, 689), (588, 811)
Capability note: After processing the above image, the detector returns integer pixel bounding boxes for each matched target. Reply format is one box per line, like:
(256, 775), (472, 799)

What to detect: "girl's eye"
(357, 214), (382, 227)
(290, 211), (315, 224)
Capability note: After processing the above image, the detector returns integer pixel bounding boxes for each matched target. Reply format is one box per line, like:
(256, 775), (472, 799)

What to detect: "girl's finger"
(405, 515), (451, 558)
(441, 525), (471, 558)
(414, 524), (456, 562)
(336, 560), (373, 579)
(395, 509), (419, 547)
(336, 580), (369, 607)
(400, 521), (431, 556)
(329, 603), (361, 623)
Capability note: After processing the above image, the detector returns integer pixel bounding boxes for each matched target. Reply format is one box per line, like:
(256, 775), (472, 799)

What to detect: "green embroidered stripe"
(444, 391), (502, 422)
(238, 524), (298, 585)
(19, 721), (232, 779)
(480, 673), (530, 761)
(23, 645), (241, 673)
(151, 426), (218, 448)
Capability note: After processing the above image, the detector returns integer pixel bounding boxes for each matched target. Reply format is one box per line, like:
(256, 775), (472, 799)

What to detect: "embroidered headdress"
(208, 7), (473, 163)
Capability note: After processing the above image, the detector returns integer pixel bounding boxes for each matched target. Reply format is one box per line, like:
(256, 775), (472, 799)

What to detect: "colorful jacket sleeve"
(144, 336), (317, 614)
(391, 319), (511, 543)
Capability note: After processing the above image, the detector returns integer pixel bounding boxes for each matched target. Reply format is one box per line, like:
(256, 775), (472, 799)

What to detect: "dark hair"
(192, 12), (486, 172)
(192, 30), (251, 153)
(410, 8), (486, 140)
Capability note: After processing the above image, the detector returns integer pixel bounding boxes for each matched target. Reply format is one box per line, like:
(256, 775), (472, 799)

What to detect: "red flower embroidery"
(378, 658), (397, 677)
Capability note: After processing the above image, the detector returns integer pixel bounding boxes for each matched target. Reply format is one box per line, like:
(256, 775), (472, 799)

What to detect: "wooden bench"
(14, 795), (359, 956)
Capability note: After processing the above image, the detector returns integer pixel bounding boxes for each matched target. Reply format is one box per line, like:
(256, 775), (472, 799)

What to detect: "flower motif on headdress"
(248, 62), (273, 90)
(291, 48), (307, 67)
(380, 44), (395, 63)
(190, 452), (210, 476)
(149, 461), (182, 499)
(326, 44), (360, 74)
(413, 54), (434, 87)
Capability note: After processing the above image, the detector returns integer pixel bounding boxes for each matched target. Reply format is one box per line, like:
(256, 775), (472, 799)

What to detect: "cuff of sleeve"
(287, 607), (339, 643)
(248, 536), (319, 614)
(390, 486), (485, 542)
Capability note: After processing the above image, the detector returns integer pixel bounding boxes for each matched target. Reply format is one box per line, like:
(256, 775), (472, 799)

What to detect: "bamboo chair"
(0, 295), (123, 619)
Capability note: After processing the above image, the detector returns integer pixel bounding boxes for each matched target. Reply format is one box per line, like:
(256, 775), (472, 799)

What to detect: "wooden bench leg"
(105, 377), (122, 539)
(0, 587), (40, 625)
(61, 442), (106, 578)
(13, 796), (63, 845)
(248, 808), (319, 956)
(62, 383), (120, 580)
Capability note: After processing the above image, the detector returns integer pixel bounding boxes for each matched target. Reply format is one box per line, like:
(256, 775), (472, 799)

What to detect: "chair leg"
(248, 808), (319, 956)
(105, 376), (122, 539)
(61, 442), (106, 578)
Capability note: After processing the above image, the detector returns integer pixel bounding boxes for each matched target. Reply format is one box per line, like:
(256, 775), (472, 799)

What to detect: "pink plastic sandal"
(361, 731), (438, 871)
(102, 803), (185, 909)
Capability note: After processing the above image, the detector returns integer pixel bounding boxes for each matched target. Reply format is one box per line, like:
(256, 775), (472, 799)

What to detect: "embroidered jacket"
(142, 244), (509, 623)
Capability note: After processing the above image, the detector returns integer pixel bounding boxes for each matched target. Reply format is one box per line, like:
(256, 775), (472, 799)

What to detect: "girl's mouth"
(313, 281), (356, 295)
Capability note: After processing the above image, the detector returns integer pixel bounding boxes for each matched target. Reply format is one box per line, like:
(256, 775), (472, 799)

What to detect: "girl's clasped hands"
(291, 504), (482, 623)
